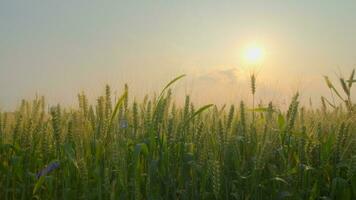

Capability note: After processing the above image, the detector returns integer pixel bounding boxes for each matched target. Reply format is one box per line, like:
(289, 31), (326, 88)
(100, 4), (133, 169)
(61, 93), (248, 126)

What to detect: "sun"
(244, 45), (264, 65)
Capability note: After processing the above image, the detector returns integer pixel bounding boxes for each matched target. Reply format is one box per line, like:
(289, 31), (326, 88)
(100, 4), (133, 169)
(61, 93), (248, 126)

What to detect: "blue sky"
(1, 1), (356, 109)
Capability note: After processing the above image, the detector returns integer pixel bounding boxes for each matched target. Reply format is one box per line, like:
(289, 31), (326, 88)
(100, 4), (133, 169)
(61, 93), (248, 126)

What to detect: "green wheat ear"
(50, 104), (62, 156)
(324, 75), (343, 100)
(105, 85), (112, 119)
(226, 105), (235, 131)
(211, 160), (221, 199)
(239, 101), (246, 136)
(286, 93), (299, 132)
(1, 71), (355, 199)
(250, 73), (256, 95)
(132, 100), (138, 136)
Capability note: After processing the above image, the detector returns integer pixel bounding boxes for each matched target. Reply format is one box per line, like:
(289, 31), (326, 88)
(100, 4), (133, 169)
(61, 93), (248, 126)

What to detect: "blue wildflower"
(119, 119), (128, 129)
(36, 162), (60, 179)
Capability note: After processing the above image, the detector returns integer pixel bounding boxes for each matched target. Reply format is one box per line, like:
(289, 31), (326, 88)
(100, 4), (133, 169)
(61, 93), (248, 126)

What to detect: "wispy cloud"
(173, 66), (317, 108)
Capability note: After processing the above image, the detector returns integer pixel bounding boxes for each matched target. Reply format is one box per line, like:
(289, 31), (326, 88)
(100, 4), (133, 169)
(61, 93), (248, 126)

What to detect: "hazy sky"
(1, 1), (356, 109)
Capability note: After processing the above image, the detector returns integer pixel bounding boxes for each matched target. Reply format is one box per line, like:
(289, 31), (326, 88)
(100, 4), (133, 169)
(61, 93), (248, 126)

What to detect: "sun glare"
(244, 45), (264, 65)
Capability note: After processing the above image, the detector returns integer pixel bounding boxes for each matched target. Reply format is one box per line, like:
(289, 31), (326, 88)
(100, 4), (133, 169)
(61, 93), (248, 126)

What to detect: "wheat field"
(0, 73), (355, 200)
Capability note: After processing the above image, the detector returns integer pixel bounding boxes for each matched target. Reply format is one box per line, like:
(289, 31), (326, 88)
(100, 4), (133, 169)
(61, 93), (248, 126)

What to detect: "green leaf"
(33, 176), (45, 194)
(321, 96), (335, 108)
(131, 143), (148, 171)
(347, 80), (356, 83)
(182, 104), (213, 128)
(158, 74), (186, 102)
(134, 143), (148, 157)
(309, 182), (319, 200)
(153, 74), (186, 117)
(331, 177), (351, 199)
(109, 90), (128, 131)
(324, 76), (333, 89)
(248, 107), (275, 112)
(0, 143), (19, 153)
(348, 69), (355, 88)
(351, 175), (356, 196)
(63, 143), (79, 169)
(278, 114), (285, 130)
(340, 78), (350, 96)
(271, 177), (289, 185)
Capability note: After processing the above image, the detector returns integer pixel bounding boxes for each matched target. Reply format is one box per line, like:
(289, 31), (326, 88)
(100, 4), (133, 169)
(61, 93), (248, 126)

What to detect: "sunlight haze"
(1, 1), (356, 109)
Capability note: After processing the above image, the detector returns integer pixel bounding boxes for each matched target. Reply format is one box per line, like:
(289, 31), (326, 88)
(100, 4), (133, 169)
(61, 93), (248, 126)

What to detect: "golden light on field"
(244, 45), (264, 65)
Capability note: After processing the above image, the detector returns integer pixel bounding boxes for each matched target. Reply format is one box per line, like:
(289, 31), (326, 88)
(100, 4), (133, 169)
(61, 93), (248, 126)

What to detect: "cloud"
(171, 66), (325, 110)
(195, 67), (240, 84)
(171, 66), (301, 108)
(174, 67), (250, 105)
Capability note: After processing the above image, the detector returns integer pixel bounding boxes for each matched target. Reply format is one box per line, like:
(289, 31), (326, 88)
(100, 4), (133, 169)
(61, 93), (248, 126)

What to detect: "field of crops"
(0, 74), (355, 200)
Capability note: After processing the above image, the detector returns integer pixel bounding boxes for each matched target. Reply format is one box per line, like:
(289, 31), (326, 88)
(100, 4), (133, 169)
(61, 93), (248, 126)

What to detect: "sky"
(1, 1), (356, 109)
